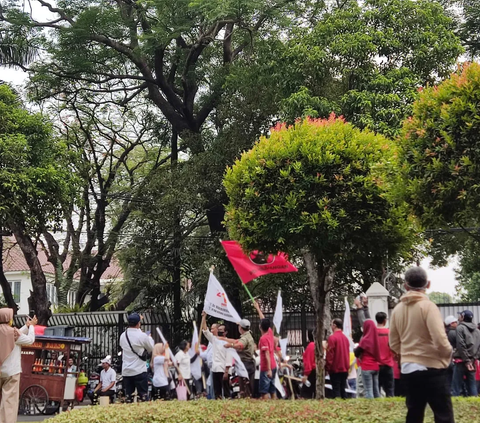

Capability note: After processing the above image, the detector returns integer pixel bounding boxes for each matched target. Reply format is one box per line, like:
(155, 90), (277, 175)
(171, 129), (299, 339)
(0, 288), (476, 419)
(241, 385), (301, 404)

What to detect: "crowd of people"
(116, 300), (296, 403)
(1, 265), (478, 423)
(323, 266), (480, 423)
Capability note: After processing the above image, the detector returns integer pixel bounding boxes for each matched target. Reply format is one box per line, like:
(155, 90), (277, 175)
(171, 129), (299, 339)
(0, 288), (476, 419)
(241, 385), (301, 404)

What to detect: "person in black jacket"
(452, 310), (480, 397)
(444, 316), (458, 349)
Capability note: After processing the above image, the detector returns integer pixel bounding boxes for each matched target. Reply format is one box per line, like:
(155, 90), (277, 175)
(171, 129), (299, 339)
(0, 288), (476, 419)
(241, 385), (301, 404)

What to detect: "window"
(7, 281), (21, 302)
(47, 283), (57, 306)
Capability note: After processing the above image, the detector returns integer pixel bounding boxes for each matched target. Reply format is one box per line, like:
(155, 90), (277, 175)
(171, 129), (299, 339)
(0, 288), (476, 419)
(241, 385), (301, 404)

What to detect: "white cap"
(444, 315), (457, 326)
(100, 355), (111, 365)
(238, 319), (251, 329)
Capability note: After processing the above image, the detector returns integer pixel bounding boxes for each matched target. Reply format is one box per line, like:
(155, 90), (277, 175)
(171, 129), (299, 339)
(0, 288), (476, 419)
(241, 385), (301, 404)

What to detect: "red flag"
(221, 240), (298, 284)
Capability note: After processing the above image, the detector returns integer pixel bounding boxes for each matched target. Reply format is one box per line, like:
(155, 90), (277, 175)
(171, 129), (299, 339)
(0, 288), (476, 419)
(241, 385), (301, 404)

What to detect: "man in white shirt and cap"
(201, 312), (232, 399)
(94, 356), (117, 403)
(119, 312), (154, 402)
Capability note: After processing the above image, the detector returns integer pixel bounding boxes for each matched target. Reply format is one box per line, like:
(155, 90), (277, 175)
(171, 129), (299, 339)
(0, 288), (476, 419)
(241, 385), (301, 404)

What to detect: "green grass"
(46, 398), (480, 423)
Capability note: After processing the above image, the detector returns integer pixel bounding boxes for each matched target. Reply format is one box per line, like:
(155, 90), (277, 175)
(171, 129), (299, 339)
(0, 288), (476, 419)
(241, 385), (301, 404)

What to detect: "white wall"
(4, 271), (57, 314)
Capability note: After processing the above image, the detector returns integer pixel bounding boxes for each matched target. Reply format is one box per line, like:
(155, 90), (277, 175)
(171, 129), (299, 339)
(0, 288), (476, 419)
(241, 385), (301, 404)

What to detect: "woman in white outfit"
(152, 343), (171, 400)
(0, 308), (36, 423)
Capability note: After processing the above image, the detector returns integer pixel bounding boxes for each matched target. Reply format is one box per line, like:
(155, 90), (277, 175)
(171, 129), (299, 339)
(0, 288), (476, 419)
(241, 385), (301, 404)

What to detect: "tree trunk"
(116, 287), (140, 310)
(171, 129), (182, 344)
(0, 236), (19, 312)
(303, 249), (336, 400)
(10, 223), (51, 325)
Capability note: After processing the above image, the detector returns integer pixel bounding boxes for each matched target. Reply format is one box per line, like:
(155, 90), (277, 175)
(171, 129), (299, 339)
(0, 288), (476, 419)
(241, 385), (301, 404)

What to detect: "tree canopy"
(0, 84), (77, 322)
(224, 116), (418, 397)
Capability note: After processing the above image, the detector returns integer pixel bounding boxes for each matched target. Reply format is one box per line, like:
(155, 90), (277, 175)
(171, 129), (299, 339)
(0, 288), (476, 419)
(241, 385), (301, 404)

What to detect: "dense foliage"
(45, 398), (480, 423)
(224, 116), (417, 397)
(224, 116), (415, 262)
(279, 0), (463, 137)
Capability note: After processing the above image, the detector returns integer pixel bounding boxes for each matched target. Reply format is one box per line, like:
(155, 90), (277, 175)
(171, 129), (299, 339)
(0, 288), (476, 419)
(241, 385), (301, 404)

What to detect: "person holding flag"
(253, 300), (277, 400)
(201, 312), (233, 399)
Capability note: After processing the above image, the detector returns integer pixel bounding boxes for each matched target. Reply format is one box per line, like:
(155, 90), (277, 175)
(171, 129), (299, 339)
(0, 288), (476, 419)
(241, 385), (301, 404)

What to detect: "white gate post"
(366, 282), (390, 327)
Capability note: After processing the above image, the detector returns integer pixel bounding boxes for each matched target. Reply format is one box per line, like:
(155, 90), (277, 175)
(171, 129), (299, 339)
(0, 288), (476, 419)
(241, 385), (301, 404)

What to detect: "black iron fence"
(14, 312), (169, 372)
(14, 301), (477, 371)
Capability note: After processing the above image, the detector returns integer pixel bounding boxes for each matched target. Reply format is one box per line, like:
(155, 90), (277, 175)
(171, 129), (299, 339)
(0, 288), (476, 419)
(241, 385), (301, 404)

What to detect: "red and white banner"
(204, 273), (242, 323)
(221, 240), (298, 284)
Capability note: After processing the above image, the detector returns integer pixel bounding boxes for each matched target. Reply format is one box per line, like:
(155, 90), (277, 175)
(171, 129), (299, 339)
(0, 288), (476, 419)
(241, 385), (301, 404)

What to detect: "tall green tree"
(223, 116), (417, 398)
(0, 84), (77, 323)
(399, 62), (480, 232)
(279, 0), (462, 137)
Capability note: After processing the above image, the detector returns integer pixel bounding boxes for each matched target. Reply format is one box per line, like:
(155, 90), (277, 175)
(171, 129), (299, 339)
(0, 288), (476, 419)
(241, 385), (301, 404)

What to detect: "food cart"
(19, 335), (91, 415)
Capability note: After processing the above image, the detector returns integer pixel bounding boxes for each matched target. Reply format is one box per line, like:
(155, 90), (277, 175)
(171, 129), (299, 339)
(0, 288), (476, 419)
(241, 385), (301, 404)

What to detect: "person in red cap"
(325, 318), (350, 399)
(452, 309), (480, 397)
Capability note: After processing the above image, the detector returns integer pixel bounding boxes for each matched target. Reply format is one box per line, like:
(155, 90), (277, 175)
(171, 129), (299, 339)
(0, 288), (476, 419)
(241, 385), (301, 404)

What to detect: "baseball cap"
(458, 310), (474, 322)
(100, 355), (111, 365)
(444, 315), (457, 326)
(238, 319), (251, 329)
(127, 312), (141, 325)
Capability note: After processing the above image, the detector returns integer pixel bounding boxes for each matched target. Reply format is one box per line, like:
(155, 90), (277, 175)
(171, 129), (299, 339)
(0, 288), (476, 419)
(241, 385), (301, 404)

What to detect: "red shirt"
(303, 342), (316, 376)
(358, 350), (380, 371)
(259, 328), (277, 371)
(377, 327), (394, 367)
(325, 330), (350, 374)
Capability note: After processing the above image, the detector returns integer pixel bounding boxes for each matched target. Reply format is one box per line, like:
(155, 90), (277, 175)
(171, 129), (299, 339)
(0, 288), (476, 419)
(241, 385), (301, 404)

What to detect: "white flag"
(273, 290), (283, 334)
(343, 298), (355, 352)
(279, 338), (288, 358)
(204, 273), (242, 323)
(189, 324), (202, 380)
(156, 327), (177, 365)
(275, 370), (286, 398)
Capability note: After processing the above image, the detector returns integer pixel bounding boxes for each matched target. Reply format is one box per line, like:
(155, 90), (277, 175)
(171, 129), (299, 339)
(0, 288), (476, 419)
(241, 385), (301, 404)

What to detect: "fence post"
(117, 312), (124, 351)
(301, 305), (307, 347)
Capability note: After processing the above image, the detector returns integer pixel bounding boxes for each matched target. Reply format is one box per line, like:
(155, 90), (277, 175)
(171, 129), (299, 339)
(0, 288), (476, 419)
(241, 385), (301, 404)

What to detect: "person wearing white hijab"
(0, 308), (36, 423)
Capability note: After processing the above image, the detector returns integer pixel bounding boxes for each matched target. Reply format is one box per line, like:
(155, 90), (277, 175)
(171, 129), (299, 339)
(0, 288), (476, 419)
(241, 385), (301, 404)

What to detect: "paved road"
(18, 405), (90, 422)
(18, 415), (52, 422)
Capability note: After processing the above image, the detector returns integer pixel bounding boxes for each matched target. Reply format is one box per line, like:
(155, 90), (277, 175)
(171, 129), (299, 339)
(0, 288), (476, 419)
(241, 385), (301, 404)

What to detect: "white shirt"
(152, 356), (169, 388)
(100, 367), (117, 392)
(200, 343), (213, 368)
(175, 350), (193, 379)
(119, 328), (154, 377)
(67, 365), (77, 378)
(401, 362), (428, 374)
(1, 325), (35, 378)
(203, 329), (232, 373)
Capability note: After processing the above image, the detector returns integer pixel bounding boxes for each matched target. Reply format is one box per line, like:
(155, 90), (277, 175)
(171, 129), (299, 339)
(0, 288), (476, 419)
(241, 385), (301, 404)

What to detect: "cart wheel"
(20, 385), (49, 415)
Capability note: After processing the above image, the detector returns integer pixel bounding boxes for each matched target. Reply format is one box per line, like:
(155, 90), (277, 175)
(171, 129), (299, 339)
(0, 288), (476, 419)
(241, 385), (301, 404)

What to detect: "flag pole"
(242, 281), (256, 303)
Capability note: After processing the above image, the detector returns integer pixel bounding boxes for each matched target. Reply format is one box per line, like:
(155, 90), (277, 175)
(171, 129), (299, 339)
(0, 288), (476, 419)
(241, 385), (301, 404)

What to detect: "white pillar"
(366, 282), (390, 327)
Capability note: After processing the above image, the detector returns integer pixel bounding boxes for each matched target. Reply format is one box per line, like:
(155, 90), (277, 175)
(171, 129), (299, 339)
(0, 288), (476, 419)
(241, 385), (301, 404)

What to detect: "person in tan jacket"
(390, 267), (454, 423)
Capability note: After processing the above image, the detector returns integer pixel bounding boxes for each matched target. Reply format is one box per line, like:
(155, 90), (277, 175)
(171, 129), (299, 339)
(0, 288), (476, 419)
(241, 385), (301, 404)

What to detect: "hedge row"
(46, 398), (480, 423)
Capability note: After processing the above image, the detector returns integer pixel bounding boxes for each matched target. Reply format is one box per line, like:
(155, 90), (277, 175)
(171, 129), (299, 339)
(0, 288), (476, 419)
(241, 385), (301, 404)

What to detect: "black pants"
(152, 385), (170, 400)
(123, 372), (149, 403)
(212, 372), (227, 399)
(302, 370), (317, 399)
(239, 360), (256, 398)
(330, 372), (348, 399)
(379, 365), (394, 397)
(403, 369), (455, 423)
